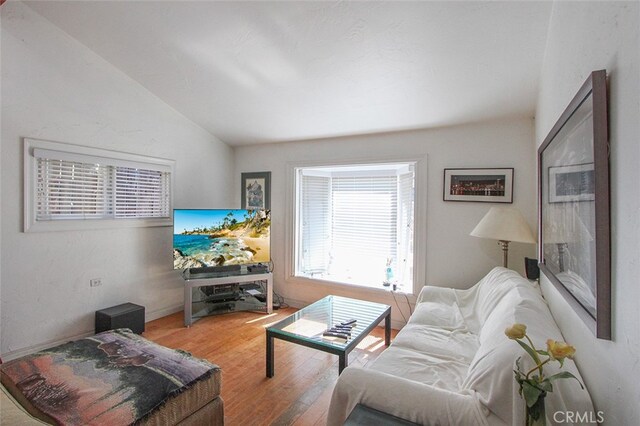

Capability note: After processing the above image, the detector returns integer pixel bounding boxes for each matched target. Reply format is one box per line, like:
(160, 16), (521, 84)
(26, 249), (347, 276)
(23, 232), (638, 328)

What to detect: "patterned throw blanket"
(0, 329), (218, 425)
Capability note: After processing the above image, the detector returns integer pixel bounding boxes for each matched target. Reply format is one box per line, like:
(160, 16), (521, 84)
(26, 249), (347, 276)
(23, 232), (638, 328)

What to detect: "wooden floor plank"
(144, 308), (396, 426)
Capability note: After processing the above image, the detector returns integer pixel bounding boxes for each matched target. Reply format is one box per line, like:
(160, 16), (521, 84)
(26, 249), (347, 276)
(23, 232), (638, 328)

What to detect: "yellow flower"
(546, 339), (576, 360)
(505, 323), (527, 340)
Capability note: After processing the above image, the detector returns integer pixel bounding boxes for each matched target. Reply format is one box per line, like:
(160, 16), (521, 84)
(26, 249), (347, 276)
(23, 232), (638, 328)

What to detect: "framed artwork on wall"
(443, 168), (513, 203)
(241, 171), (271, 210)
(538, 70), (610, 340)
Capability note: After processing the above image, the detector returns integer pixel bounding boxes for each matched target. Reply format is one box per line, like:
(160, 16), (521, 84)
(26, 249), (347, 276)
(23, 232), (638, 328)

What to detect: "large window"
(25, 138), (174, 232)
(294, 163), (415, 291)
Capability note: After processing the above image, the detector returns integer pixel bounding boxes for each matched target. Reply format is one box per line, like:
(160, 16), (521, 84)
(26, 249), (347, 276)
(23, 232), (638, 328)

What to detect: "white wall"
(235, 118), (537, 325)
(0, 2), (234, 359)
(535, 2), (640, 424)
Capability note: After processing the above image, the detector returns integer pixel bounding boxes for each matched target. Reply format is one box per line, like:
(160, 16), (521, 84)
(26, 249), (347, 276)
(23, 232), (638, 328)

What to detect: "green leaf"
(546, 371), (584, 389)
(522, 381), (542, 408)
(538, 380), (553, 392)
(516, 340), (541, 365)
(536, 350), (549, 356)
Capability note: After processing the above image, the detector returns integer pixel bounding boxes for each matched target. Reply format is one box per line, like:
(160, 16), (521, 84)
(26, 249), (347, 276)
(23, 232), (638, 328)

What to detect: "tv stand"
(182, 269), (273, 327)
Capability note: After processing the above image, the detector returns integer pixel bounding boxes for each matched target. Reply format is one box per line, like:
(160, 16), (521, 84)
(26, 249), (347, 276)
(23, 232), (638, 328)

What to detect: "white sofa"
(327, 267), (595, 425)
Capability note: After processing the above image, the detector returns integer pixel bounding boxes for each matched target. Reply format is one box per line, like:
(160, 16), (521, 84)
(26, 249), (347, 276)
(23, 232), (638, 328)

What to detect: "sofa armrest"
(416, 284), (456, 305)
(327, 367), (489, 426)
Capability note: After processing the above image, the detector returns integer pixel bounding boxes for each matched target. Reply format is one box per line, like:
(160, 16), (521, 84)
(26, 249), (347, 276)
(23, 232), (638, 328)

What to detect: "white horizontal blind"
(114, 167), (171, 218)
(296, 164), (415, 289)
(330, 175), (398, 281)
(35, 155), (171, 221)
(299, 174), (331, 273)
(36, 158), (113, 220)
(397, 169), (415, 286)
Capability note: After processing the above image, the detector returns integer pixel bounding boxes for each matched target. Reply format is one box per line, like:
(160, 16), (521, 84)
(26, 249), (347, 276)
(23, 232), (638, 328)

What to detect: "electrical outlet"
(90, 278), (102, 287)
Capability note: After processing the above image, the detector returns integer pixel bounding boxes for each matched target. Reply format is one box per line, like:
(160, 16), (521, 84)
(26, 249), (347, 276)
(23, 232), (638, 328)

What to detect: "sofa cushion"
(392, 324), (478, 364)
(456, 267), (538, 334)
(370, 346), (470, 393)
(407, 298), (466, 330)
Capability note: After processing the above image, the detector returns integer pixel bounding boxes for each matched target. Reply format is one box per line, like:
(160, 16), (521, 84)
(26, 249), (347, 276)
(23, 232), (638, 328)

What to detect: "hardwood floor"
(144, 308), (397, 426)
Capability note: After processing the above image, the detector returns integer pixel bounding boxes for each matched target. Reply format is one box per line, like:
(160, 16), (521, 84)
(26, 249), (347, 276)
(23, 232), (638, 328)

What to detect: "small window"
(294, 163), (415, 291)
(25, 138), (174, 232)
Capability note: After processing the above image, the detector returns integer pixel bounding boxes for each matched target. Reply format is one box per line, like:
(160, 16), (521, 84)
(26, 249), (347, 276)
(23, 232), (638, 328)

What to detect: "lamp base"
(498, 240), (510, 268)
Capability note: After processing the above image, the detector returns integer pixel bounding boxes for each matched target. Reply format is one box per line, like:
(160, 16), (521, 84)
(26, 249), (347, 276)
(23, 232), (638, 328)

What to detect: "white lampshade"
(470, 207), (536, 244)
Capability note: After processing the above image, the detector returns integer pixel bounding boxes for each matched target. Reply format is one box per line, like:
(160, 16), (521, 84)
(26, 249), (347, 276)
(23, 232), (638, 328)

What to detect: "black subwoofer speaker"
(95, 302), (145, 334)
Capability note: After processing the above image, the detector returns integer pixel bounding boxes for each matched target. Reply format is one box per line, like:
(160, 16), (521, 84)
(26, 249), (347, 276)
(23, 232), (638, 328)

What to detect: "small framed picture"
(241, 171), (271, 210)
(548, 163), (595, 203)
(443, 168), (514, 203)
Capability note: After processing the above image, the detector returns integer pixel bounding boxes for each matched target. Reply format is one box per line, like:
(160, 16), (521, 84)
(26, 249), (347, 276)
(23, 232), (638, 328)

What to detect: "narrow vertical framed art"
(241, 171), (271, 210)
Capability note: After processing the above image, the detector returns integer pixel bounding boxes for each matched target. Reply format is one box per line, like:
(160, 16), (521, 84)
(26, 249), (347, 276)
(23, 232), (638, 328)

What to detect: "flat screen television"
(173, 209), (270, 271)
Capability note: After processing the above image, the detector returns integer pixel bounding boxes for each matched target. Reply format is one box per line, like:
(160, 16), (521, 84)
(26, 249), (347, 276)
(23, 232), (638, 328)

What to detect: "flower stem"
(526, 358), (550, 380)
(525, 334), (544, 377)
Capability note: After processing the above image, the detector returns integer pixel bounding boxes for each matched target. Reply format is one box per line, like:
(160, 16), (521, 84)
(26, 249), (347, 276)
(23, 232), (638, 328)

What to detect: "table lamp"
(470, 206), (536, 268)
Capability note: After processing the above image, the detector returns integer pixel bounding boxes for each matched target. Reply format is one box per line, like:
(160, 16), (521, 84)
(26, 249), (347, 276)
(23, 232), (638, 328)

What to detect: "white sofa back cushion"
(456, 267), (532, 334)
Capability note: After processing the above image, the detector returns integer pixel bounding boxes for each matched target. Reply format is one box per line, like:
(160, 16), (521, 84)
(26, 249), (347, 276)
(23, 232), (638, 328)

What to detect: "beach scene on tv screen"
(173, 209), (270, 269)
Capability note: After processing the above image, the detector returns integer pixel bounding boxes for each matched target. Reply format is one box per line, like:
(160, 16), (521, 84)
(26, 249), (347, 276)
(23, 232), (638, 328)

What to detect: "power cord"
(391, 290), (413, 324)
(273, 291), (289, 309)
(267, 260), (289, 309)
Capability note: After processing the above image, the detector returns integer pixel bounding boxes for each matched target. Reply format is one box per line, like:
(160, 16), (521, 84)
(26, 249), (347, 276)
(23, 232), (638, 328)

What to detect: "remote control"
(340, 319), (357, 326)
(328, 328), (351, 336)
(323, 331), (349, 339)
(332, 325), (353, 332)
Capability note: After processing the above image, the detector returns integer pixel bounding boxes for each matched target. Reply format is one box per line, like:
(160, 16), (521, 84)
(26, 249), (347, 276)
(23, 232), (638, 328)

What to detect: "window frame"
(285, 156), (426, 296)
(24, 138), (175, 232)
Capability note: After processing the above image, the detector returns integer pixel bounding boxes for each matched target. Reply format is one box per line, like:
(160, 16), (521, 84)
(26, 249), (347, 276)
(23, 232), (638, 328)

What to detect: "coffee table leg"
(339, 352), (348, 374)
(385, 312), (391, 346)
(266, 332), (274, 378)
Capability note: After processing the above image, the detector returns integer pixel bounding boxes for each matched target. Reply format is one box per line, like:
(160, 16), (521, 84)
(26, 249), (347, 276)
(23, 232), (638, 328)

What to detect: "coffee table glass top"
(267, 295), (390, 350)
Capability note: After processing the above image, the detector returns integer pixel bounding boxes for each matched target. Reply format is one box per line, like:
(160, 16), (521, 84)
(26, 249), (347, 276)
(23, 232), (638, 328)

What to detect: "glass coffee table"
(266, 295), (391, 377)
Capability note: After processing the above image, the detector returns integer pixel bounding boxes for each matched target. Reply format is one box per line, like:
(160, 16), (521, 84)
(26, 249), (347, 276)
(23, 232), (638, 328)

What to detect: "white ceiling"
(26, 1), (552, 146)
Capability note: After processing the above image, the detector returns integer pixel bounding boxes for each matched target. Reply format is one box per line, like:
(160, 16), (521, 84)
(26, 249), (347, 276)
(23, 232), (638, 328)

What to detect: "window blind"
(114, 167), (171, 218)
(299, 174), (331, 273)
(397, 169), (415, 285)
(330, 175), (398, 280)
(35, 153), (171, 221)
(296, 164), (415, 289)
(36, 158), (113, 220)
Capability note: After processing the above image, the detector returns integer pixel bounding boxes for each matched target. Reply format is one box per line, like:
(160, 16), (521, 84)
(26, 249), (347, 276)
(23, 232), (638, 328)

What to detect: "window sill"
(287, 274), (415, 296)
(24, 217), (172, 233)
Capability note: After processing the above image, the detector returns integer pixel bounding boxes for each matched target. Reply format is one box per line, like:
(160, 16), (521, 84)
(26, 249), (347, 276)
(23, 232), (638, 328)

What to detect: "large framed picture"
(241, 171), (271, 210)
(443, 168), (513, 203)
(538, 70), (610, 339)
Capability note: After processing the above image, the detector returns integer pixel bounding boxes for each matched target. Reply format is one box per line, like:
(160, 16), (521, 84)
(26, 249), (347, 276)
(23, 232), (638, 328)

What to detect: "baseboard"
(1, 330), (95, 362)
(146, 303), (183, 322)
(281, 297), (306, 309)
(1, 303), (184, 362)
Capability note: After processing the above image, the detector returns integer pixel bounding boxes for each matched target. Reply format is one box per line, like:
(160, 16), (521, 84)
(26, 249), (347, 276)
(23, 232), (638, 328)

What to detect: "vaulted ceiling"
(26, 1), (552, 146)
